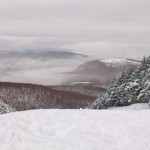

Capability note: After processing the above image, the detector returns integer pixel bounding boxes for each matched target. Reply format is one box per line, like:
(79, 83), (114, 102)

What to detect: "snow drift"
(0, 105), (150, 150)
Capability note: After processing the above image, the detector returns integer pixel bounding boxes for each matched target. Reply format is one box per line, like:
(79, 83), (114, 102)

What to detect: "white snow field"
(0, 104), (150, 150)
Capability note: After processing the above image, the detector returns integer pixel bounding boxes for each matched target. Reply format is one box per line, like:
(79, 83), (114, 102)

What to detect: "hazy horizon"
(0, 0), (150, 84)
(0, 0), (149, 59)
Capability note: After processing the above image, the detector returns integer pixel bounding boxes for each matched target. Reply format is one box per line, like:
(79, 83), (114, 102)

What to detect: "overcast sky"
(0, 0), (150, 59)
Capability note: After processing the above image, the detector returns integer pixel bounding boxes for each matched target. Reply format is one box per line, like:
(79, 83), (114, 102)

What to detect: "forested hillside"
(0, 82), (95, 112)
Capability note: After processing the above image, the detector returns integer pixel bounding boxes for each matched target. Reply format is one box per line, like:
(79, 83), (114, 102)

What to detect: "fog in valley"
(0, 0), (150, 84)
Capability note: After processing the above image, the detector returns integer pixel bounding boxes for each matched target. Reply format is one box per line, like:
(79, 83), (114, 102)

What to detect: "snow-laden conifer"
(91, 56), (150, 109)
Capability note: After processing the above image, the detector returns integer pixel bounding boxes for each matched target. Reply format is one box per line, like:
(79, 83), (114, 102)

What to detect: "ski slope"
(0, 104), (150, 150)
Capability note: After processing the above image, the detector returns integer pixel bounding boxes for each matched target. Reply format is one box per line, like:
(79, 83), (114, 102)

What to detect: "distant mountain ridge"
(66, 59), (140, 86)
(0, 50), (88, 59)
(0, 50), (91, 85)
(52, 84), (106, 97)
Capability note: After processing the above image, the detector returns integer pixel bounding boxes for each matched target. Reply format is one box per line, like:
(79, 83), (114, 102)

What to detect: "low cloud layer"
(0, 0), (149, 58)
(0, 0), (149, 84)
(0, 50), (91, 85)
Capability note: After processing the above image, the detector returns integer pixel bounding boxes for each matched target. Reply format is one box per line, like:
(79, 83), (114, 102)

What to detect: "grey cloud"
(0, 0), (150, 84)
(0, 0), (149, 59)
(0, 50), (91, 84)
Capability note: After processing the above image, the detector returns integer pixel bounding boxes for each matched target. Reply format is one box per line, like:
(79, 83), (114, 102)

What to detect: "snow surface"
(100, 59), (140, 67)
(0, 104), (150, 150)
(69, 81), (91, 85)
(109, 103), (150, 110)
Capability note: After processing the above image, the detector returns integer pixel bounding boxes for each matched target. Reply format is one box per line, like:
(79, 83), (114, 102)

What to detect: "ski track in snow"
(0, 105), (150, 150)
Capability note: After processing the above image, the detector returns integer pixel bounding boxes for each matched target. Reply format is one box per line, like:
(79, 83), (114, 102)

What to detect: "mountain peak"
(100, 59), (140, 67)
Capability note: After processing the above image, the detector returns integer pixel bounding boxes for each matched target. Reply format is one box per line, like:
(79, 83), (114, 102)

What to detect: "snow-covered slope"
(100, 59), (140, 67)
(0, 106), (150, 150)
(109, 103), (150, 110)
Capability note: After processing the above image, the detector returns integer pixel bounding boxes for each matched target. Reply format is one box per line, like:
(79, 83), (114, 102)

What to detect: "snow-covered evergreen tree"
(0, 100), (15, 114)
(91, 78), (118, 109)
(91, 56), (150, 109)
